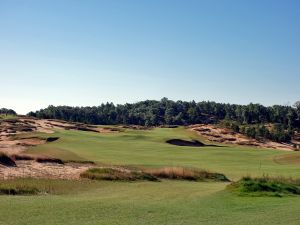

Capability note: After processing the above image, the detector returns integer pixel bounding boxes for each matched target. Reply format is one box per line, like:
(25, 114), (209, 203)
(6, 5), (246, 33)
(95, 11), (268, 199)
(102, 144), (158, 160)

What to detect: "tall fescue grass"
(80, 168), (158, 181)
(0, 178), (97, 195)
(143, 167), (230, 182)
(11, 154), (64, 164)
(228, 176), (300, 196)
(81, 166), (229, 182)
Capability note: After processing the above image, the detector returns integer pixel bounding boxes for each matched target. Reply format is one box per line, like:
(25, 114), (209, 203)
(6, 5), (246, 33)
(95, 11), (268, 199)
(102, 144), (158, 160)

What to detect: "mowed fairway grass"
(0, 127), (300, 225)
(27, 127), (300, 179)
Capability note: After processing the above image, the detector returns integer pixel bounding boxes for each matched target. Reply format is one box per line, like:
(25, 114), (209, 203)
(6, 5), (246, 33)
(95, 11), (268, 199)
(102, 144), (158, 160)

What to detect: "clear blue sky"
(1, 0), (299, 114)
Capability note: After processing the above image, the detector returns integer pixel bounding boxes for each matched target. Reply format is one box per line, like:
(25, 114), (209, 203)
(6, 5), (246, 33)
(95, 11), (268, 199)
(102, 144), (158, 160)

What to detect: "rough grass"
(274, 153), (300, 165)
(228, 176), (300, 196)
(2, 128), (300, 224)
(144, 167), (230, 182)
(0, 114), (17, 120)
(0, 178), (98, 195)
(11, 154), (64, 164)
(0, 183), (39, 195)
(81, 166), (229, 182)
(80, 168), (158, 181)
(25, 128), (300, 180)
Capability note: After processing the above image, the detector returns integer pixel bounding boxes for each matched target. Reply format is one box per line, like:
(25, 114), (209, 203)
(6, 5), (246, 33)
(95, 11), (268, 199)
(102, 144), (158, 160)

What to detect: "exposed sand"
(190, 124), (296, 151)
(0, 117), (99, 180)
(0, 161), (93, 180)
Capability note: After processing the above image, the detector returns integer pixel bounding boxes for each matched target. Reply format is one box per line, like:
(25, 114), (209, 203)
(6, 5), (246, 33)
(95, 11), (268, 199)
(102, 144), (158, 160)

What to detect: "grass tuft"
(228, 176), (300, 197)
(0, 178), (98, 195)
(80, 167), (158, 181)
(81, 166), (229, 182)
(144, 167), (230, 182)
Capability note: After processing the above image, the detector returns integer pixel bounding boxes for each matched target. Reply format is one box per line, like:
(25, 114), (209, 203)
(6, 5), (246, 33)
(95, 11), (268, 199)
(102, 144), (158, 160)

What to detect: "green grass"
(81, 166), (229, 182)
(0, 181), (299, 225)
(0, 114), (17, 120)
(0, 178), (102, 195)
(228, 176), (300, 197)
(143, 166), (230, 181)
(26, 127), (300, 180)
(1, 127), (300, 225)
(80, 167), (159, 181)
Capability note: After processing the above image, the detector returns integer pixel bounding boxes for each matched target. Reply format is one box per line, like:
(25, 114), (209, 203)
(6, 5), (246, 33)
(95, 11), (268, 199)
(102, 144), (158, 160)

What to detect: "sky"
(1, 0), (300, 114)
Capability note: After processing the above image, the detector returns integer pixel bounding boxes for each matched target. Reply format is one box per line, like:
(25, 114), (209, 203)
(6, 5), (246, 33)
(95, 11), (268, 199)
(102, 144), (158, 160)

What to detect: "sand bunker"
(166, 139), (205, 147)
(0, 117), (109, 180)
(0, 154), (16, 167)
(46, 137), (59, 142)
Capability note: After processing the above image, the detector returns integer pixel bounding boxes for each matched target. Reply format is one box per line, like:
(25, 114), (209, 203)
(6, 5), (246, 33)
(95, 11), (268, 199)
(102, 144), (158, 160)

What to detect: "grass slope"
(0, 181), (299, 225)
(2, 127), (299, 225)
(26, 127), (300, 180)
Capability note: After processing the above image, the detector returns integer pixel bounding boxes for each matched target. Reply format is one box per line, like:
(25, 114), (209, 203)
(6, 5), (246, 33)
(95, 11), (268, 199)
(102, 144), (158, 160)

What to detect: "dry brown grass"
(81, 166), (229, 182)
(143, 167), (229, 182)
(11, 154), (64, 164)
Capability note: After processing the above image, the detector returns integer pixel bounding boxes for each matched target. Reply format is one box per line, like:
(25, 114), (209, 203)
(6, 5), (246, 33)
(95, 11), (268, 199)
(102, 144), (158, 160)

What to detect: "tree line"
(0, 108), (17, 115)
(28, 98), (300, 130)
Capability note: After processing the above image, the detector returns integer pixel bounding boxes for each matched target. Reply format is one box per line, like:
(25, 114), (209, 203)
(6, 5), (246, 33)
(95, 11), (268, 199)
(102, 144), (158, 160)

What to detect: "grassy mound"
(228, 176), (300, 196)
(144, 167), (229, 182)
(81, 167), (229, 182)
(80, 168), (158, 181)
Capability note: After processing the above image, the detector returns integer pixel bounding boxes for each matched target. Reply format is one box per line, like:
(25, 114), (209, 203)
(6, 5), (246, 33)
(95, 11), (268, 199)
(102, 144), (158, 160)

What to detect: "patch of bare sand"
(0, 117), (121, 156)
(0, 137), (47, 155)
(0, 161), (93, 180)
(0, 117), (103, 180)
(37, 119), (121, 133)
(190, 124), (295, 151)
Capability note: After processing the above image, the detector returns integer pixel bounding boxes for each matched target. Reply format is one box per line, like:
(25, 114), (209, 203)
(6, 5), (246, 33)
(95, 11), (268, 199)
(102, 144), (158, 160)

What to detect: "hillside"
(0, 116), (299, 225)
(1, 116), (299, 180)
(27, 99), (300, 147)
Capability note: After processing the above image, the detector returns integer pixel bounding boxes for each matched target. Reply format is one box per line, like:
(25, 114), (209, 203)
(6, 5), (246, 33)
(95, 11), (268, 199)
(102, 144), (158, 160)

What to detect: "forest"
(0, 108), (17, 115)
(27, 98), (300, 143)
